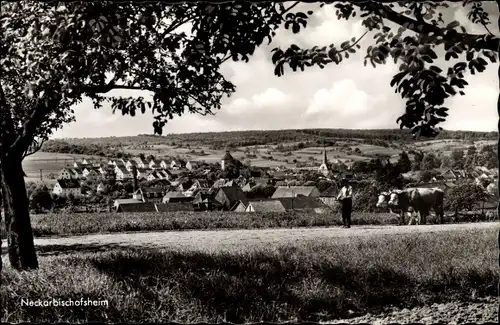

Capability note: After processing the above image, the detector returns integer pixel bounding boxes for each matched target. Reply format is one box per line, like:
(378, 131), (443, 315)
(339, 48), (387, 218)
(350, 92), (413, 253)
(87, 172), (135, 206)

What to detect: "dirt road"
(27, 221), (499, 254)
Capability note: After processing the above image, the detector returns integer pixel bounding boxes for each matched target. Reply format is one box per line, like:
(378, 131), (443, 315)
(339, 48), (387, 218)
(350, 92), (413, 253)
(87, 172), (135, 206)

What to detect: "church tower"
(318, 141), (330, 177)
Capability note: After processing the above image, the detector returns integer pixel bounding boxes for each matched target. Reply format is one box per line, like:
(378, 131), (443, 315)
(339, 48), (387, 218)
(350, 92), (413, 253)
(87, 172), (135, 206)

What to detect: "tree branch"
(9, 92), (61, 158)
(356, 1), (499, 52)
(21, 138), (45, 160)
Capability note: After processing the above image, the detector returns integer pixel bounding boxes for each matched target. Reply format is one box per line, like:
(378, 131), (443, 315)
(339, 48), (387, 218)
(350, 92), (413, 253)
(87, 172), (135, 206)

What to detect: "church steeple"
(322, 139), (328, 166)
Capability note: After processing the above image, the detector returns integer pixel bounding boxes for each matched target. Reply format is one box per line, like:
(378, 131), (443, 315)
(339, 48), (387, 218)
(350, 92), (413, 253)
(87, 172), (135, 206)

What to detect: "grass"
(2, 210), (497, 239)
(2, 228), (497, 323)
(1, 210), (494, 239)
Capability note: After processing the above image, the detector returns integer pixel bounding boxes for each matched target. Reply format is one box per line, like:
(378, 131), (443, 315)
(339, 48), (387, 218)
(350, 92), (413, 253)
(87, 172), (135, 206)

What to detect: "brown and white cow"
(377, 188), (445, 225)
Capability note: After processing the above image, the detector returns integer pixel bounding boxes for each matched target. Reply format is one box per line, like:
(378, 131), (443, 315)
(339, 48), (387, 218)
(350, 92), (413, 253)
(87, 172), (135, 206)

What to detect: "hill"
(22, 128), (497, 183)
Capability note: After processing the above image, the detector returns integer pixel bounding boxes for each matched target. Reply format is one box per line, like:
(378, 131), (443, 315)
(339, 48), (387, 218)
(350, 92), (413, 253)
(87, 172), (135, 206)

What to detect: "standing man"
(337, 178), (353, 228)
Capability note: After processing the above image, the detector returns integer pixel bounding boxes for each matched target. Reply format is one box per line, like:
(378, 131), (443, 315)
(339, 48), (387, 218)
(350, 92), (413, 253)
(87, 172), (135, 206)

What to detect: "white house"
(58, 168), (73, 180)
(134, 157), (147, 169)
(52, 179), (82, 198)
(96, 182), (106, 193)
(149, 159), (160, 170)
(125, 159), (137, 172)
(83, 168), (100, 180)
(169, 160), (179, 170)
(115, 166), (132, 180)
(147, 171), (159, 181)
(186, 161), (198, 171)
(71, 168), (83, 179)
(160, 160), (170, 169)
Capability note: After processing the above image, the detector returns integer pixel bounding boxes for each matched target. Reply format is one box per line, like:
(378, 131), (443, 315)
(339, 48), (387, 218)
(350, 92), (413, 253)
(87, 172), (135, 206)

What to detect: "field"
(2, 226), (497, 323)
(0, 210), (494, 239)
(31, 128), (498, 174)
(22, 152), (107, 183)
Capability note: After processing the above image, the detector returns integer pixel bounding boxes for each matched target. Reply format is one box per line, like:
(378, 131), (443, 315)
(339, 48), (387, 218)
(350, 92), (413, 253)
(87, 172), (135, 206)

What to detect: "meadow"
(0, 211), (494, 239)
(2, 227), (497, 323)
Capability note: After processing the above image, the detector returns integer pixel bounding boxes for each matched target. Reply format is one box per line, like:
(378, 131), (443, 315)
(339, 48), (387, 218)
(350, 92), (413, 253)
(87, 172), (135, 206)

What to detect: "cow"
(378, 188), (445, 225)
(376, 190), (417, 225)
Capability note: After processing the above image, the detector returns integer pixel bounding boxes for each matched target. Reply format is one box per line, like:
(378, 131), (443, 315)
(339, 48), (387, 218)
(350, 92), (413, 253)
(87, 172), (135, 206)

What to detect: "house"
(271, 186), (321, 199)
(146, 171), (159, 181)
(96, 182), (106, 193)
(186, 161), (198, 171)
(193, 192), (215, 211)
(245, 200), (287, 213)
(221, 149), (236, 171)
(233, 200), (248, 212)
(242, 182), (256, 193)
(191, 179), (210, 191)
(82, 158), (98, 166)
(214, 186), (249, 211)
(132, 187), (166, 203)
(149, 159), (161, 170)
(134, 157), (148, 169)
(156, 202), (194, 212)
(318, 185), (338, 207)
(135, 167), (148, 179)
(73, 162), (83, 169)
(116, 202), (157, 213)
(58, 168), (73, 180)
(209, 179), (227, 193)
(52, 179), (82, 198)
(156, 170), (171, 180)
(98, 166), (109, 176)
(276, 196), (329, 214)
(177, 179), (194, 192)
(224, 180), (237, 187)
(125, 159), (137, 172)
(162, 191), (194, 203)
(71, 168), (84, 179)
(108, 159), (116, 166)
(113, 198), (143, 210)
(164, 159), (174, 169)
(440, 169), (467, 182)
(115, 165), (133, 180)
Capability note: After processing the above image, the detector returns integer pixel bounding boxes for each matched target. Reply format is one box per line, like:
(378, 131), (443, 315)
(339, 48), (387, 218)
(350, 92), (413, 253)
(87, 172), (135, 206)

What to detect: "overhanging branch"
(354, 1), (499, 52)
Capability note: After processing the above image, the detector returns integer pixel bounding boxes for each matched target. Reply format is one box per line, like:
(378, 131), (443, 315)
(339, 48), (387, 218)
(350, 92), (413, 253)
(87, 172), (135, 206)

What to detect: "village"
(39, 144), (499, 216)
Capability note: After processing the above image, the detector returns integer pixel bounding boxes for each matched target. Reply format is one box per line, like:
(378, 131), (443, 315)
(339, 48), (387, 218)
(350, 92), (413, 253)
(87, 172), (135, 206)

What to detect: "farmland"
(29, 128), (498, 178)
(2, 224), (497, 323)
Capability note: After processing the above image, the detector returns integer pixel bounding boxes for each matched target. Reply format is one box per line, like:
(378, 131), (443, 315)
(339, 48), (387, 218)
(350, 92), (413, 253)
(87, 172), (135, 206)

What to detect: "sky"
(53, 2), (500, 139)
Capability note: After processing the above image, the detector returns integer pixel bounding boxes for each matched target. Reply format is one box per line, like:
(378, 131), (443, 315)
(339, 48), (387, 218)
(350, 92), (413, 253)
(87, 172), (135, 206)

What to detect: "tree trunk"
(1, 157), (38, 270)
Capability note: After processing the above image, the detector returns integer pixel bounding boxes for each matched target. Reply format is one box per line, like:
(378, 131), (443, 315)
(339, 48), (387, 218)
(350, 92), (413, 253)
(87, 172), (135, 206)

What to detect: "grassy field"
(22, 152), (106, 183)
(2, 227), (497, 323)
(0, 211), (495, 239)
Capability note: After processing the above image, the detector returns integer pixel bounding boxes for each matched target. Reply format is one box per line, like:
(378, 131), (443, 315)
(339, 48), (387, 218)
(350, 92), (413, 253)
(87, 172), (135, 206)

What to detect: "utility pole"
(39, 169), (43, 181)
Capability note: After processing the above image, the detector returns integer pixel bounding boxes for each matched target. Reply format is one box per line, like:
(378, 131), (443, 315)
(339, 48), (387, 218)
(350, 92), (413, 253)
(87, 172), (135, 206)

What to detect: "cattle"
(376, 190), (417, 225)
(379, 187), (445, 225)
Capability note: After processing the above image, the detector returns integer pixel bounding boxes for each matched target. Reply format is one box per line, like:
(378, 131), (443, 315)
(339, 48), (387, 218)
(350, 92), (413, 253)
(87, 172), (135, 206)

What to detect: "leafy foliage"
(445, 180), (489, 213)
(269, 1), (499, 137)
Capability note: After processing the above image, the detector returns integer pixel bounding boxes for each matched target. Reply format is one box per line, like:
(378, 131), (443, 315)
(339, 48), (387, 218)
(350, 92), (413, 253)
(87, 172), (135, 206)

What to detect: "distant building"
(58, 168), (73, 180)
(52, 179), (82, 198)
(186, 161), (198, 171)
(245, 200), (287, 213)
(132, 187), (166, 203)
(318, 185), (338, 207)
(221, 149), (235, 171)
(214, 186), (248, 211)
(318, 147), (330, 177)
(271, 186), (321, 199)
